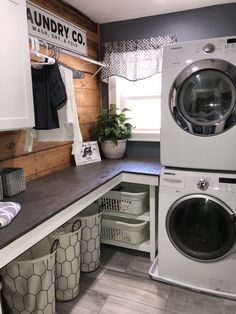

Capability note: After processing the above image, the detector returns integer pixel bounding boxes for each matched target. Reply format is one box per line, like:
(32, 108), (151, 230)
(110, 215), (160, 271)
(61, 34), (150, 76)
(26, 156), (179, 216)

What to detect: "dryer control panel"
(162, 35), (236, 68)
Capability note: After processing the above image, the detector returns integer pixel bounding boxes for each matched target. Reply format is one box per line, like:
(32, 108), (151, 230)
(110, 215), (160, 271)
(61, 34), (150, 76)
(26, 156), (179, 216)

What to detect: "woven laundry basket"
(0, 238), (58, 314)
(49, 220), (81, 302)
(0, 168), (26, 197)
(99, 183), (148, 215)
(102, 215), (149, 244)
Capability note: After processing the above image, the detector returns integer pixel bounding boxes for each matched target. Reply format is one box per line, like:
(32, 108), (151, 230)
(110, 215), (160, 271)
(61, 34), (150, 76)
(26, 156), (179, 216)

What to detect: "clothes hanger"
(50, 45), (85, 79)
(30, 37), (55, 67)
(30, 41), (85, 79)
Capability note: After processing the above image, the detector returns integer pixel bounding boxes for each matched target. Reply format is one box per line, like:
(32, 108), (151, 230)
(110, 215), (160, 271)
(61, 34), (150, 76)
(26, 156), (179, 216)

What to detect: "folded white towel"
(0, 202), (21, 228)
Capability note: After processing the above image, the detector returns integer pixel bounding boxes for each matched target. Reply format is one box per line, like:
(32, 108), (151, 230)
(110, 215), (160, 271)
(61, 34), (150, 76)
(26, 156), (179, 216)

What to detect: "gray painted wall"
(100, 3), (236, 44)
(100, 3), (236, 158)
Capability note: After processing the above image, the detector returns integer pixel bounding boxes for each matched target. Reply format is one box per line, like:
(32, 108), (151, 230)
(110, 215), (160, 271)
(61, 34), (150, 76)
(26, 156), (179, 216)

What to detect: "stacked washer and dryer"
(149, 36), (236, 299)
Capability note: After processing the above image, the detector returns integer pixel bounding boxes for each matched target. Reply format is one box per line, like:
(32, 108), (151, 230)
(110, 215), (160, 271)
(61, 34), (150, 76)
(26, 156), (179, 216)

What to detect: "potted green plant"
(96, 107), (134, 159)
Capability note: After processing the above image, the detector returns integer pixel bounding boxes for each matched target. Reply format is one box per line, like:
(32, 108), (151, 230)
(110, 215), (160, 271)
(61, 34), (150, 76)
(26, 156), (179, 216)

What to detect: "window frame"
(108, 76), (161, 142)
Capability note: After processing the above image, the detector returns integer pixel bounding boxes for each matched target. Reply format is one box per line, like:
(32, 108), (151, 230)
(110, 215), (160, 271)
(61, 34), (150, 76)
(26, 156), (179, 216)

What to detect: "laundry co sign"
(26, 1), (87, 56)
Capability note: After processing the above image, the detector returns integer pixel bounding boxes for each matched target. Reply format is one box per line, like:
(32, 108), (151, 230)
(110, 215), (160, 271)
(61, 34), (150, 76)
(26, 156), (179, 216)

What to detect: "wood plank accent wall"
(0, 0), (100, 182)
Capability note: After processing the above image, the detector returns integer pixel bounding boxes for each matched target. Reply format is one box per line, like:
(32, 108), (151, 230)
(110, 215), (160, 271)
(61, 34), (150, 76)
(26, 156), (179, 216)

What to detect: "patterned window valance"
(101, 35), (177, 82)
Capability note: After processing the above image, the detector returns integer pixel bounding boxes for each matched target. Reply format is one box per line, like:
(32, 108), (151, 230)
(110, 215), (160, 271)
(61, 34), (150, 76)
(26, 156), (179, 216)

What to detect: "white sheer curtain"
(101, 35), (177, 82)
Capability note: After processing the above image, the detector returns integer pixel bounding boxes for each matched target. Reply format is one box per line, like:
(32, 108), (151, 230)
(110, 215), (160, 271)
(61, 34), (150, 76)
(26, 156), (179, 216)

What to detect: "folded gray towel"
(0, 202), (21, 228)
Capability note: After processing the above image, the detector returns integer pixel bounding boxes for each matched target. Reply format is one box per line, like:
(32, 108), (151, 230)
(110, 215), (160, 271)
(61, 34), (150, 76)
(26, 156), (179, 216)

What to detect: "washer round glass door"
(170, 59), (236, 135)
(166, 195), (236, 261)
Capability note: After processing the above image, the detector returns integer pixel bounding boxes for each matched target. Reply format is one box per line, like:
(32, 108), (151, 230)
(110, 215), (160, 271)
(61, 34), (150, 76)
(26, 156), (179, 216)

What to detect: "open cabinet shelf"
(101, 239), (150, 253)
(101, 210), (150, 222)
(100, 174), (158, 261)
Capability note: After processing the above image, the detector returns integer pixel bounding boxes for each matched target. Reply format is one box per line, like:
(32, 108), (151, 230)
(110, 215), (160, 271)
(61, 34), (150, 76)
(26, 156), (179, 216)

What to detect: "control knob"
(197, 178), (209, 191)
(203, 43), (215, 53)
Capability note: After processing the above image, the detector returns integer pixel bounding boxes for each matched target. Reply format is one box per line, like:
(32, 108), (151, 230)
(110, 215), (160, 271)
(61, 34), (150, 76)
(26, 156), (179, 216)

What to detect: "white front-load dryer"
(161, 36), (236, 171)
(150, 168), (236, 299)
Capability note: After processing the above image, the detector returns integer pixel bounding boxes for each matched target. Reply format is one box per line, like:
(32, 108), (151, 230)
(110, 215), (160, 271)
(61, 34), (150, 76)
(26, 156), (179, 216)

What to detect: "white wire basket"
(101, 215), (149, 244)
(99, 183), (148, 215)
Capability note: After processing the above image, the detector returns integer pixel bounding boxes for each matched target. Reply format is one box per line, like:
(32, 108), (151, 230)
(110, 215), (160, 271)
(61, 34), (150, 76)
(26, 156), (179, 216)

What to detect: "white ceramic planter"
(101, 139), (127, 159)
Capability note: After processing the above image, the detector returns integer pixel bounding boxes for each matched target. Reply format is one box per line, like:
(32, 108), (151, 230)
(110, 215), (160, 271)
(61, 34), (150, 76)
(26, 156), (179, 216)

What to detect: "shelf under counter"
(101, 210), (150, 221)
(101, 239), (150, 253)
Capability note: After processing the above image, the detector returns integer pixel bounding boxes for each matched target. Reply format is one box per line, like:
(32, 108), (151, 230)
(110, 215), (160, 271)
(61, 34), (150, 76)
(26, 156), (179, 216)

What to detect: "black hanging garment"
(31, 62), (67, 130)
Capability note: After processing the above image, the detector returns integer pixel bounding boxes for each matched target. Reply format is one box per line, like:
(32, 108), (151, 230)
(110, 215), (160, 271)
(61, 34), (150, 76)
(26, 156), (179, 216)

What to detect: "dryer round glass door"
(170, 59), (236, 135)
(166, 195), (236, 261)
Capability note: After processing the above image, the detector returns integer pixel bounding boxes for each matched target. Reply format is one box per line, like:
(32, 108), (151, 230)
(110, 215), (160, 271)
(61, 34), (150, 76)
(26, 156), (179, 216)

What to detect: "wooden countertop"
(0, 157), (162, 252)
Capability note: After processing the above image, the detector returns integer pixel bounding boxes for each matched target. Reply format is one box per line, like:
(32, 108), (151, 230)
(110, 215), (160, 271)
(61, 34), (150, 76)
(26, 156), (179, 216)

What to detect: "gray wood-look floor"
(56, 245), (236, 314)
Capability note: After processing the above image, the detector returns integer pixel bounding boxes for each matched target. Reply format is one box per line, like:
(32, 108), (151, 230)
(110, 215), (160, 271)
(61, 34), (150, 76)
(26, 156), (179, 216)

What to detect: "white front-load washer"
(150, 167), (236, 299)
(161, 35), (236, 171)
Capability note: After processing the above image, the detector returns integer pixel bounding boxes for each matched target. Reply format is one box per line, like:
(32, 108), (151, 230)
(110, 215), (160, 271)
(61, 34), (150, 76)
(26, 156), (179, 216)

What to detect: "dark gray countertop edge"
(0, 158), (162, 250)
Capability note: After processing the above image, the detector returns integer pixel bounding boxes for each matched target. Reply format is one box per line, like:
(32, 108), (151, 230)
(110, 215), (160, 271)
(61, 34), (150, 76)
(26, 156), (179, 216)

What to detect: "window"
(109, 74), (161, 141)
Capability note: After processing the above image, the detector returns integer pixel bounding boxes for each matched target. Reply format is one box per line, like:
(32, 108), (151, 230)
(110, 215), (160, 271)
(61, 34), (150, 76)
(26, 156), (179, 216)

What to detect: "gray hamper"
(49, 220), (81, 302)
(78, 203), (102, 272)
(0, 168), (26, 197)
(0, 279), (2, 313)
(0, 238), (58, 314)
(0, 177), (3, 201)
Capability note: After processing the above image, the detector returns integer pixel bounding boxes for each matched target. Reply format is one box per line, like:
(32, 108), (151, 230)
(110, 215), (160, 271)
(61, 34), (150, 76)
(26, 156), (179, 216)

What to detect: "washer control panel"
(197, 178), (209, 190)
(161, 169), (236, 199)
(219, 177), (236, 194)
(192, 176), (236, 195)
(218, 183), (236, 193)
